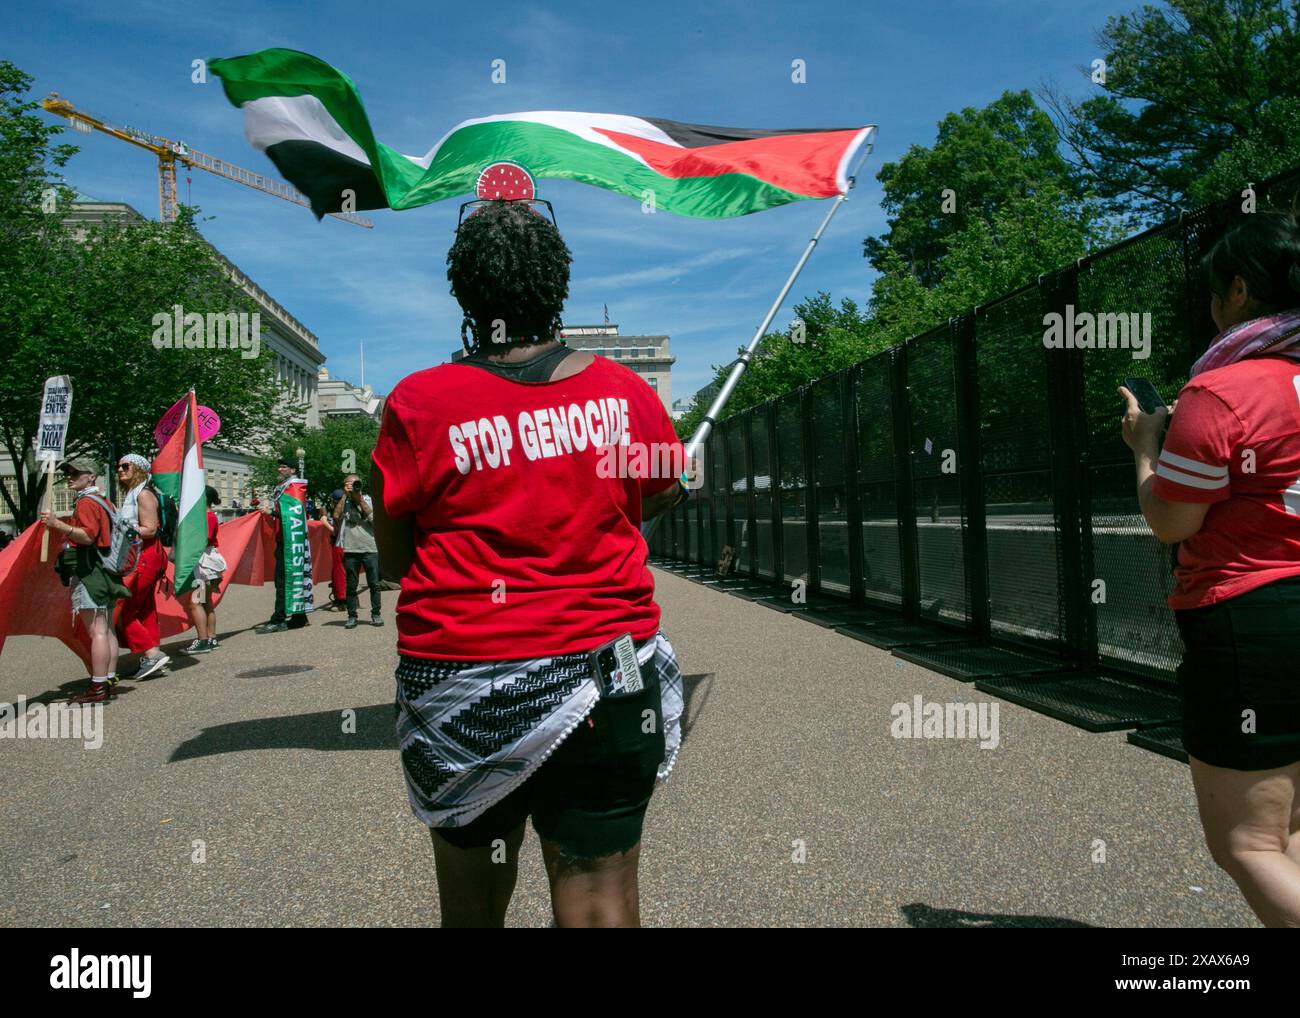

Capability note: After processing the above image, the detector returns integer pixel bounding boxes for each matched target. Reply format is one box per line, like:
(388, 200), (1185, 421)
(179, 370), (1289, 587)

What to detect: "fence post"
(844, 367), (865, 604)
(743, 411), (757, 577)
(769, 400), (784, 582)
(953, 312), (990, 639)
(891, 346), (920, 620)
(1044, 265), (1094, 667)
(803, 385), (820, 594)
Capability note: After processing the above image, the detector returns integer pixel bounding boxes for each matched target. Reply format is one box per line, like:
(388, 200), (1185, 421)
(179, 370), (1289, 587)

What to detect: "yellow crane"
(41, 92), (373, 229)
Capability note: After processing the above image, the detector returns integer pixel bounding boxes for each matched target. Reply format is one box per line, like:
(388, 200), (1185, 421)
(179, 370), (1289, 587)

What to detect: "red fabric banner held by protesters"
(0, 514), (333, 667)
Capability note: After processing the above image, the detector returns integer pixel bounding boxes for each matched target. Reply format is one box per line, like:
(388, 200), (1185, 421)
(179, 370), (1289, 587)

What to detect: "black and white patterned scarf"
(396, 633), (683, 828)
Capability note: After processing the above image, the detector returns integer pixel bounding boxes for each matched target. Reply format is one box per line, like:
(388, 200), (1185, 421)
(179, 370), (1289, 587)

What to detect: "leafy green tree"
(0, 60), (78, 525)
(0, 61), (296, 526)
(1191, 96), (1300, 203)
(252, 414), (380, 506)
(864, 91), (1084, 288)
(675, 293), (882, 440)
(1045, 0), (1300, 220)
(868, 181), (1122, 349)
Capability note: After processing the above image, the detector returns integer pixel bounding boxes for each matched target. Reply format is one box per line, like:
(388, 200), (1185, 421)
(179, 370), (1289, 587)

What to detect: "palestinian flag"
(152, 391), (207, 595)
(277, 480), (312, 615)
(209, 48), (874, 220)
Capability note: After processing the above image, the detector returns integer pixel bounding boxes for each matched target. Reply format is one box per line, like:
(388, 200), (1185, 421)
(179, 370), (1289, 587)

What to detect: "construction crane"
(41, 92), (373, 229)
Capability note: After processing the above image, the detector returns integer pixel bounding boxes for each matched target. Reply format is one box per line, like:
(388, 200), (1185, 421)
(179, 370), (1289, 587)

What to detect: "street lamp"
(295, 446), (305, 479)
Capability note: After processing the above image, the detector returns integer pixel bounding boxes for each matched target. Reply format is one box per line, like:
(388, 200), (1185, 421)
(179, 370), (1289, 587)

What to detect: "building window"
(53, 476), (75, 513)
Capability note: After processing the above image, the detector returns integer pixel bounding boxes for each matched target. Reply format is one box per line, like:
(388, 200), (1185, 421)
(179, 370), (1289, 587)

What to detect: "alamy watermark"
(890, 695), (1000, 749)
(1043, 305), (1151, 360)
(0, 697), (103, 749)
(151, 304), (262, 359)
(50, 950), (150, 997)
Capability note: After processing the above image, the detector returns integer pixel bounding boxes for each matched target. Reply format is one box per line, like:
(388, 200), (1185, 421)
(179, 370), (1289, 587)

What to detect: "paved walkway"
(0, 570), (1253, 926)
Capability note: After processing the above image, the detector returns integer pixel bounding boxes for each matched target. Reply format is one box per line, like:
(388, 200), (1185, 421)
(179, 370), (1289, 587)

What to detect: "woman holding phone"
(1120, 211), (1300, 926)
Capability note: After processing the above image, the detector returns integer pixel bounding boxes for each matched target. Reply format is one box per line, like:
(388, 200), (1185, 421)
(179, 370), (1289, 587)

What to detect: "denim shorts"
(1174, 574), (1300, 770)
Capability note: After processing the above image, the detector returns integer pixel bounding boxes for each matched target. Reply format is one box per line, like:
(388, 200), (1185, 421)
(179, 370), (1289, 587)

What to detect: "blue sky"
(10, 0), (1132, 400)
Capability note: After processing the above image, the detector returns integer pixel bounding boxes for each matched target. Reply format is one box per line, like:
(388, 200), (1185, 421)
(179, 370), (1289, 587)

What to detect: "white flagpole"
(644, 126), (878, 537)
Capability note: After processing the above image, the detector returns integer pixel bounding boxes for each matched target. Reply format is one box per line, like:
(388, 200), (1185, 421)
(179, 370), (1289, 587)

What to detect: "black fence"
(651, 167), (1300, 751)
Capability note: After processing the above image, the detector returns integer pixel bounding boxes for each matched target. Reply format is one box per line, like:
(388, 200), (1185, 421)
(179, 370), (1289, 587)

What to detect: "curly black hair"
(447, 201), (573, 352)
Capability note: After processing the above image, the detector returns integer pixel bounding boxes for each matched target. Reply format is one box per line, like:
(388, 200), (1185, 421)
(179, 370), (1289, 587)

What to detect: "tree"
(0, 59), (78, 525)
(252, 414), (380, 506)
(1044, 0), (1300, 221)
(0, 60), (298, 527)
(1191, 96), (1300, 203)
(863, 91), (1084, 288)
(674, 293), (881, 440)
(861, 93), (1119, 353)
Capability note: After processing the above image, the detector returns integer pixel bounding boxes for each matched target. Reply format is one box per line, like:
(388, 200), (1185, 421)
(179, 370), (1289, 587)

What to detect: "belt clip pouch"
(587, 634), (664, 759)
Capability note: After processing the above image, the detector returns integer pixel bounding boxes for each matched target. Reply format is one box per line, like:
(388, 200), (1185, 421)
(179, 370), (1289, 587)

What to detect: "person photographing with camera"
(1120, 210), (1300, 926)
(333, 473), (382, 629)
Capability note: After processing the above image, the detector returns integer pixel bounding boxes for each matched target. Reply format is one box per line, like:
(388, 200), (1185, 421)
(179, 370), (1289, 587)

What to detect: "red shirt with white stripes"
(1152, 355), (1300, 608)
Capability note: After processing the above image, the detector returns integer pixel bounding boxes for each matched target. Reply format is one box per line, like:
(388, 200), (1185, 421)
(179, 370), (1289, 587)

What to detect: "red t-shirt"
(72, 493), (113, 549)
(372, 355), (684, 660)
(207, 511), (219, 547)
(1152, 355), (1300, 608)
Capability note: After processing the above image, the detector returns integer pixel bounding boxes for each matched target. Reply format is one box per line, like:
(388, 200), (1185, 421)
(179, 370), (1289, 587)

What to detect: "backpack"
(78, 493), (140, 577)
(148, 482), (179, 547)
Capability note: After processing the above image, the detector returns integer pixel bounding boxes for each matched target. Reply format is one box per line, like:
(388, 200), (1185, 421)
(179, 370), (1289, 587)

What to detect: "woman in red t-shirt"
(1121, 211), (1300, 926)
(374, 200), (688, 928)
(115, 454), (170, 680)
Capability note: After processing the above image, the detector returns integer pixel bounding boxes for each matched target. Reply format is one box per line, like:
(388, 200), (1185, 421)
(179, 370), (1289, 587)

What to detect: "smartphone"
(589, 633), (645, 698)
(1122, 377), (1166, 414)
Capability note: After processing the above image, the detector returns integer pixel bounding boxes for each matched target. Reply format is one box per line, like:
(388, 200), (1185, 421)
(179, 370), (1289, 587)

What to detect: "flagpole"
(643, 126), (877, 538)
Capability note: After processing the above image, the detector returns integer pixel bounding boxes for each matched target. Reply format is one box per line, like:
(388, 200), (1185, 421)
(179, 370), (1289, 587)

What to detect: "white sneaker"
(132, 653), (171, 679)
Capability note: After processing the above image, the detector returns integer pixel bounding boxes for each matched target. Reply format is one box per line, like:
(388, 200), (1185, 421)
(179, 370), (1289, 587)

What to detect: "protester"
(373, 200), (687, 928)
(322, 491), (348, 610)
(184, 485), (225, 654)
(333, 473), (382, 629)
(1120, 210), (1300, 927)
(255, 458), (310, 632)
(115, 453), (170, 679)
(41, 462), (129, 703)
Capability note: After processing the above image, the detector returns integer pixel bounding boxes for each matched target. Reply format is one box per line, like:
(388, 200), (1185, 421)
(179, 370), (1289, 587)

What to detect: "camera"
(349, 477), (365, 494)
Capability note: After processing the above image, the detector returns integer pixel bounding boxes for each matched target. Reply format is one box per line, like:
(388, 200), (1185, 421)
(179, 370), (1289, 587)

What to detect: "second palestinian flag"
(277, 480), (312, 616)
(209, 48), (874, 219)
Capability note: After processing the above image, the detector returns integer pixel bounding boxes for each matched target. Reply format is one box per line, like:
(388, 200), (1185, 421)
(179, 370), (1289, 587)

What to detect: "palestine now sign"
(278, 480), (312, 615)
(37, 376), (73, 463)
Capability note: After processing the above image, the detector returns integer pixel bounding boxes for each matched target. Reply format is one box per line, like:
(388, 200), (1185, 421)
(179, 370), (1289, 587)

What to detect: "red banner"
(0, 514), (335, 666)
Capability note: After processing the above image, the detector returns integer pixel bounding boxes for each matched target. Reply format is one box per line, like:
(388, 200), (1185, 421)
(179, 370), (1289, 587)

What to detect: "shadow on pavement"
(901, 903), (1092, 928)
(18, 679), (139, 708)
(680, 673), (714, 746)
(170, 702), (396, 762)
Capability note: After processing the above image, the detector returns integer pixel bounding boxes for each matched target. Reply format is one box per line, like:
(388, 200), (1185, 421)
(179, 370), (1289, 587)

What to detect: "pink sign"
(154, 397), (221, 448)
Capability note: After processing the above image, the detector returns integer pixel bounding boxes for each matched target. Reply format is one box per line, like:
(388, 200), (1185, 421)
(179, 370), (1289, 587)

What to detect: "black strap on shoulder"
(462, 344), (574, 383)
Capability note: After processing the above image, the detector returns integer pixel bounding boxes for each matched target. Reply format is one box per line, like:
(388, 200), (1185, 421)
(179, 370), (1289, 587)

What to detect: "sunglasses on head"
(457, 198), (558, 233)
